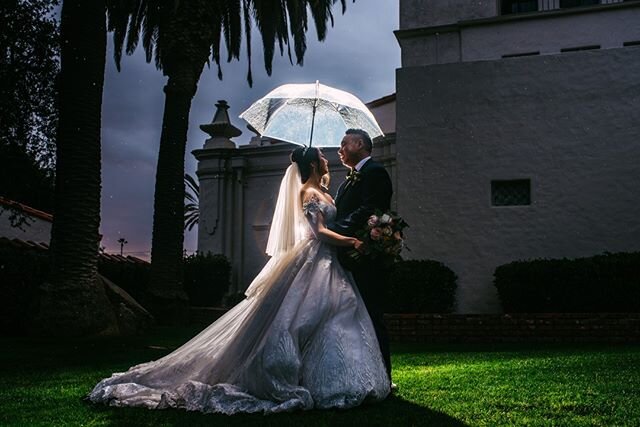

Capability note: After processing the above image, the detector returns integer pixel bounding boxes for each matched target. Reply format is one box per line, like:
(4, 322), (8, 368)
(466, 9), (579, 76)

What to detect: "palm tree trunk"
(147, 64), (201, 323)
(32, 0), (117, 336)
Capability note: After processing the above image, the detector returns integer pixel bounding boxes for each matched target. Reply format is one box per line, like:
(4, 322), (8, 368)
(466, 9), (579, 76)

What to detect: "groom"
(328, 128), (394, 384)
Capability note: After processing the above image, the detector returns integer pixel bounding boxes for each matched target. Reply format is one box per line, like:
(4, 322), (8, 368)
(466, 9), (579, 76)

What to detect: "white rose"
(380, 214), (391, 224)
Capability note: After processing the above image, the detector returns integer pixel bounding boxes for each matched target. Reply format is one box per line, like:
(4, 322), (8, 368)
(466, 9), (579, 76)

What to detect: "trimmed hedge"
(98, 257), (150, 302)
(386, 260), (457, 313)
(183, 252), (231, 306)
(1, 240), (232, 324)
(494, 251), (640, 312)
(0, 245), (49, 333)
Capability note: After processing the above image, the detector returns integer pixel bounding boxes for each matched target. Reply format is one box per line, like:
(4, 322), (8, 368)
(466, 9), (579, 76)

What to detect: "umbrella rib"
(239, 82), (384, 146)
(263, 97), (299, 132)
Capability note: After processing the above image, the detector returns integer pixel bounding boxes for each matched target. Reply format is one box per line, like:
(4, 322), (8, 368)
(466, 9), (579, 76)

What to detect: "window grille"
(559, 0), (600, 8)
(491, 179), (531, 206)
(501, 0), (538, 14)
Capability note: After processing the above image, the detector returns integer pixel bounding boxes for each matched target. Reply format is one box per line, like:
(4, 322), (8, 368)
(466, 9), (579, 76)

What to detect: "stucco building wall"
(0, 202), (52, 243)
(399, 1), (640, 67)
(0, 215), (51, 243)
(396, 36), (640, 313)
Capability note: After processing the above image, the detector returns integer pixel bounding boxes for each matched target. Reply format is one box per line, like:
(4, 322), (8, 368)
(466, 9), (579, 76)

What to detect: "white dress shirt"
(354, 156), (371, 172)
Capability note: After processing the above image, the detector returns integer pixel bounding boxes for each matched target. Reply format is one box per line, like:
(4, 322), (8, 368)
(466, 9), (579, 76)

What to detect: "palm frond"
(308, 0), (334, 41)
(185, 192), (197, 204)
(285, 0), (307, 65)
(184, 173), (199, 196)
(125, 0), (146, 55)
(243, 0), (253, 85)
(184, 205), (199, 231)
(251, 0), (277, 76)
(106, 0), (138, 71)
(184, 173), (199, 231)
(105, 0), (350, 86)
(223, 0), (242, 62)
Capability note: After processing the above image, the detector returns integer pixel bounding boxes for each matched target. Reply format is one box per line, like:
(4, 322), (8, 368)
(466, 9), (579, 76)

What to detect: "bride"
(88, 146), (390, 414)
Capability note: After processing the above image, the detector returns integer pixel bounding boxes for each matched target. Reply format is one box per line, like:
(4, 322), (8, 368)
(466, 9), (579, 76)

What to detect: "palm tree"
(107, 0), (348, 322)
(118, 237), (129, 255)
(184, 173), (199, 232)
(33, 0), (118, 336)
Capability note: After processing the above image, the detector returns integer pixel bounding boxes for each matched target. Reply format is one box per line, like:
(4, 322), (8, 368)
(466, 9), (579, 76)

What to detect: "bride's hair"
(290, 146), (320, 184)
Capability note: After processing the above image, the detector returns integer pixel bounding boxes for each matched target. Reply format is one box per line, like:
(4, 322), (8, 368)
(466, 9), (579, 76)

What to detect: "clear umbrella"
(239, 81), (384, 147)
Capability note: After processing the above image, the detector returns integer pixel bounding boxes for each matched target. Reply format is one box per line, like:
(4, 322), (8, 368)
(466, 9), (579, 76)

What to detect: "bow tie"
(346, 169), (361, 183)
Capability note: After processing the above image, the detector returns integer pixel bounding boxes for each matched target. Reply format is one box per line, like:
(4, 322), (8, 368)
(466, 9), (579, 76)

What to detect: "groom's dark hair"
(345, 128), (372, 153)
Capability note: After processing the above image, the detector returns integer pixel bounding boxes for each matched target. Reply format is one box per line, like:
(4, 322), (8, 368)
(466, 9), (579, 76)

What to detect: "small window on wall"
(491, 179), (531, 206)
(559, 0), (600, 8)
(501, 0), (538, 15)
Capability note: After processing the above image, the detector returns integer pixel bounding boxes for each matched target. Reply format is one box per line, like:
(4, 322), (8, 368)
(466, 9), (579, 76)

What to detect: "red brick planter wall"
(384, 313), (640, 343)
(190, 308), (640, 343)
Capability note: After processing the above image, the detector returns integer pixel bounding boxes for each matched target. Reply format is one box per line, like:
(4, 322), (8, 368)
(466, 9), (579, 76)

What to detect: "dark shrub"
(386, 260), (457, 313)
(98, 257), (150, 302)
(0, 243), (49, 333)
(223, 292), (246, 308)
(183, 252), (231, 306)
(0, 241), (155, 334)
(494, 251), (640, 312)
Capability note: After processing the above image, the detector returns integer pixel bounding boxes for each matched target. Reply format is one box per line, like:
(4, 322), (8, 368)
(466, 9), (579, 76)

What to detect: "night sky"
(100, 1), (400, 259)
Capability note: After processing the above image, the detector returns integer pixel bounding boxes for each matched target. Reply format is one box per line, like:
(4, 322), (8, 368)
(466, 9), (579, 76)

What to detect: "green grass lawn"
(1, 326), (639, 426)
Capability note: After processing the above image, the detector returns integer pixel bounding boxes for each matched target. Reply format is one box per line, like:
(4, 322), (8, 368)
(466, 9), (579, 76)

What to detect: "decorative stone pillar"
(200, 100), (242, 150)
(230, 157), (247, 294)
(193, 101), (242, 293)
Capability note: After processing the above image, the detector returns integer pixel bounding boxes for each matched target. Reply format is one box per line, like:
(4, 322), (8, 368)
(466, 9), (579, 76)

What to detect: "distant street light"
(117, 238), (128, 256)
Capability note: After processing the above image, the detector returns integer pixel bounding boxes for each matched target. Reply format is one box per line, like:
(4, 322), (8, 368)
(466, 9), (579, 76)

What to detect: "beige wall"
(395, 0), (640, 312)
(0, 209), (51, 243)
(371, 101), (396, 134)
(398, 1), (640, 67)
(400, 0), (496, 29)
(396, 47), (640, 312)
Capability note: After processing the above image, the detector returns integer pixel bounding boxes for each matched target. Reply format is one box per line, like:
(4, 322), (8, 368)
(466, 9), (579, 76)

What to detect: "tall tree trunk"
(147, 64), (201, 323)
(32, 0), (117, 336)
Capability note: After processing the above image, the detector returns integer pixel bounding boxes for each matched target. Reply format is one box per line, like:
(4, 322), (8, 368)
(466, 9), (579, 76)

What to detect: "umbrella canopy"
(239, 81), (384, 147)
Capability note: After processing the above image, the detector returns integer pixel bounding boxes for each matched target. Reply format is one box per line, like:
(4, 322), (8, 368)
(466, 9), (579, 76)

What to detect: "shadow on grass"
(0, 326), (204, 372)
(2, 330), (467, 426)
(87, 394), (469, 427)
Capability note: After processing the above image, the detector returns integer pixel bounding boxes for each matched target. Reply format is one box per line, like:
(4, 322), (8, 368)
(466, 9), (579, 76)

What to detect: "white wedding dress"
(88, 192), (390, 414)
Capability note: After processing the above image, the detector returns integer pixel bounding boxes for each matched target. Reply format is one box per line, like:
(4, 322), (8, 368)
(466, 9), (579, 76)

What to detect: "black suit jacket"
(329, 159), (393, 374)
(329, 158), (393, 244)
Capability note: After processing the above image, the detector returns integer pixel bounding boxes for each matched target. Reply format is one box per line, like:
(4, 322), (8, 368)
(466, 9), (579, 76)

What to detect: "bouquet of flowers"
(349, 210), (409, 266)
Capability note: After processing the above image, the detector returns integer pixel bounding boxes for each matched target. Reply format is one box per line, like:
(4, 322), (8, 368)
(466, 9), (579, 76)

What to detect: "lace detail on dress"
(302, 195), (336, 228)
(302, 194), (321, 224)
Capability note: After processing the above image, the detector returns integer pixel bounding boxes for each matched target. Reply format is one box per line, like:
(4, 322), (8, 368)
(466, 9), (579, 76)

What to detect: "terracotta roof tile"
(0, 236), (149, 265)
(0, 197), (53, 222)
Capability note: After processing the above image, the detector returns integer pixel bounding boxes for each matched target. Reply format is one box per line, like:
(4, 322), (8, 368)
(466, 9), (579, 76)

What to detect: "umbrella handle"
(309, 103), (317, 147)
(308, 80), (320, 147)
